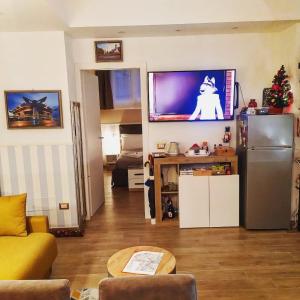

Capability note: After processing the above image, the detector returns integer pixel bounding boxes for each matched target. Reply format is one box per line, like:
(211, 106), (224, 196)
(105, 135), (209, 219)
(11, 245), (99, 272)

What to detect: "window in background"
(101, 124), (120, 155)
(110, 69), (141, 108)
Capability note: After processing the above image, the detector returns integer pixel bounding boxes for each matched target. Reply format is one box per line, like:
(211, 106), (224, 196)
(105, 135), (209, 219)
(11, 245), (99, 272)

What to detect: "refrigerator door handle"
(249, 146), (293, 150)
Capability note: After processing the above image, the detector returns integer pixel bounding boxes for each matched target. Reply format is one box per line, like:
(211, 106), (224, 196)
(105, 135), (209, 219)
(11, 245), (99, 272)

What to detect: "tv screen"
(148, 69), (236, 122)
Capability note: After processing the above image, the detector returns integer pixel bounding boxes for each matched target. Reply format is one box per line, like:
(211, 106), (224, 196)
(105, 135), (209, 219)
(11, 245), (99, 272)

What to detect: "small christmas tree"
(266, 65), (293, 108)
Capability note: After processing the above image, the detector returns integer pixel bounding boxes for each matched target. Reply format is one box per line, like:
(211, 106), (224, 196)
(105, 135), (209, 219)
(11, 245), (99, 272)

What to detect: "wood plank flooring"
(52, 171), (300, 299)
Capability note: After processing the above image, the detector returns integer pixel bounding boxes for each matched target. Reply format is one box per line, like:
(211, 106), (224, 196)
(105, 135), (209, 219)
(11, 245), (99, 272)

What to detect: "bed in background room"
(111, 124), (143, 187)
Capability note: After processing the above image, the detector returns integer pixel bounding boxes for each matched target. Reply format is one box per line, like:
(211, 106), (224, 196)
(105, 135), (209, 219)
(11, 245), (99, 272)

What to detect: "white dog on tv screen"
(189, 76), (224, 120)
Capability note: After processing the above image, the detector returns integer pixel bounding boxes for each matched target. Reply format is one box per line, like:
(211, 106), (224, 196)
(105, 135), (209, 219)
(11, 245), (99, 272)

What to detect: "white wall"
(72, 32), (284, 218)
(65, 0), (300, 27)
(72, 32), (279, 152)
(275, 24), (300, 113)
(0, 31), (72, 145)
(65, 33), (77, 102)
(274, 24), (300, 226)
(0, 31), (78, 227)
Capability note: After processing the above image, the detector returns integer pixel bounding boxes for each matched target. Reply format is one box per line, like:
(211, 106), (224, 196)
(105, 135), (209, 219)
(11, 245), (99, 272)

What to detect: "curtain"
(110, 69), (141, 108)
(95, 70), (114, 109)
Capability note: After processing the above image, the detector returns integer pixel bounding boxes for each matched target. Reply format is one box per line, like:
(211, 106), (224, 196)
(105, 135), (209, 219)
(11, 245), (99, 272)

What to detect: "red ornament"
(248, 99), (257, 108)
(272, 84), (280, 91)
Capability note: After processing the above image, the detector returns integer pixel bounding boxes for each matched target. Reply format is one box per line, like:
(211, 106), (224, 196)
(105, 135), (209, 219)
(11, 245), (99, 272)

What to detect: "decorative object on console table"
(215, 145), (235, 156)
(223, 126), (231, 146)
(167, 142), (179, 156)
(193, 169), (213, 176)
(95, 40), (123, 62)
(265, 65), (293, 114)
(190, 143), (200, 154)
(5, 90), (63, 129)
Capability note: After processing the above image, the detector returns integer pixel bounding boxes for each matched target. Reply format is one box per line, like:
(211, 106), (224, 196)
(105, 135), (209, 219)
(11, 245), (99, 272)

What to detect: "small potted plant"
(266, 65), (293, 114)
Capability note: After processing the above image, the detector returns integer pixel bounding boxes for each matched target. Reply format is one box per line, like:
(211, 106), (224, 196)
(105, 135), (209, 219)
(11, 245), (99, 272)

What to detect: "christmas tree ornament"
(266, 65), (293, 111)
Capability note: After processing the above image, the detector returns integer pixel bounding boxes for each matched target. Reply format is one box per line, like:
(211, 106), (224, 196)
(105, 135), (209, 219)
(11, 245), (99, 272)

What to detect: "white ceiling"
(0, 0), (299, 38)
(68, 21), (298, 39)
(0, 0), (67, 31)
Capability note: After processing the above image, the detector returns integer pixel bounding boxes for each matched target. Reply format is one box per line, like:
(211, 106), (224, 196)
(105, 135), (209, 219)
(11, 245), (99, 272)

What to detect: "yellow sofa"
(0, 216), (57, 280)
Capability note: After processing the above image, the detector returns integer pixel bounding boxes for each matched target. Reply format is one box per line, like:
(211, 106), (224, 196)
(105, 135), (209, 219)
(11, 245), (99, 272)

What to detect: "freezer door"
(248, 114), (294, 147)
(245, 148), (292, 229)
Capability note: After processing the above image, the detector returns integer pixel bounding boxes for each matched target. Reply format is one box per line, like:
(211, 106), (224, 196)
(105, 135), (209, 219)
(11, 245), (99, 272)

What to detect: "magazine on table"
(123, 251), (164, 275)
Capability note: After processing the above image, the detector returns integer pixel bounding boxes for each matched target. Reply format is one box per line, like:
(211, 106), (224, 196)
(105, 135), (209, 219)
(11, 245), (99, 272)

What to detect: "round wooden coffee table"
(107, 246), (176, 277)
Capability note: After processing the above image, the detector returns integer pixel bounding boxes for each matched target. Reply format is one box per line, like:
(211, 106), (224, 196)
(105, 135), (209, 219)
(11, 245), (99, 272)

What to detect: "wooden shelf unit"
(153, 154), (238, 223)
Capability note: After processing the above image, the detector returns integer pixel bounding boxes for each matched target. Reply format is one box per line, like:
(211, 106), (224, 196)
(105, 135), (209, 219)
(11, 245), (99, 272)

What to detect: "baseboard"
(50, 227), (84, 237)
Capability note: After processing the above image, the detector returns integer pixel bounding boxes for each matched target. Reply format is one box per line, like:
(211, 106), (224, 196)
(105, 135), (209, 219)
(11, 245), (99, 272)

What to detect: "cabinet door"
(178, 175), (209, 228)
(209, 175), (239, 227)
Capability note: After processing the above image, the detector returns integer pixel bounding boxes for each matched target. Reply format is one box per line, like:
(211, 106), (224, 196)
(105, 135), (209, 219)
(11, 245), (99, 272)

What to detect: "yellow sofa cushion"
(0, 233), (57, 280)
(0, 193), (27, 237)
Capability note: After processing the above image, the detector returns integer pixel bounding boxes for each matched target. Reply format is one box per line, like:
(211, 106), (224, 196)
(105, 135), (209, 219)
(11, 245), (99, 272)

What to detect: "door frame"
(75, 62), (150, 220)
(70, 101), (87, 228)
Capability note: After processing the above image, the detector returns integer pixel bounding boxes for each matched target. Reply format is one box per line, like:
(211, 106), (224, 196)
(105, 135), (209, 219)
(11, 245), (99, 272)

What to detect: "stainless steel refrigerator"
(237, 114), (294, 229)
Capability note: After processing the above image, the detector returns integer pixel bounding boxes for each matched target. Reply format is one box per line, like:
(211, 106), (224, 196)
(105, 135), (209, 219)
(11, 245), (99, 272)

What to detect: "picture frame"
(95, 40), (123, 62)
(262, 88), (271, 107)
(5, 90), (63, 129)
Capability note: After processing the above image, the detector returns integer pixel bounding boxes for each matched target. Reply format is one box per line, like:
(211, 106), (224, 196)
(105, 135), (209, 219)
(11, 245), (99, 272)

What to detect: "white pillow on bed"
(121, 134), (142, 150)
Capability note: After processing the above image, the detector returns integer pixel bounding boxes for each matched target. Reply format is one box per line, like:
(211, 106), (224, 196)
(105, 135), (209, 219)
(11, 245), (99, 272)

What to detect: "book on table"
(122, 251), (164, 275)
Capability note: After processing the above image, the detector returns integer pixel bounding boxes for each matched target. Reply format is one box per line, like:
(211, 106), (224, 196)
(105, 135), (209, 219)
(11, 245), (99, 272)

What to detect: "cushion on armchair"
(0, 193), (27, 236)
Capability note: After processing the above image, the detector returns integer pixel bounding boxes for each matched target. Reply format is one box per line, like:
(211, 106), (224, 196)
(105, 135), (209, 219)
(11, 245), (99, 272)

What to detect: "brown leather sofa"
(99, 274), (197, 300)
(0, 274), (197, 300)
(0, 279), (70, 300)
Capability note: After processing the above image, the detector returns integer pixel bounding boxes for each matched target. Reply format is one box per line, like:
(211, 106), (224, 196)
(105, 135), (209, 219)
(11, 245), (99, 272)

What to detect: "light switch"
(59, 203), (69, 210)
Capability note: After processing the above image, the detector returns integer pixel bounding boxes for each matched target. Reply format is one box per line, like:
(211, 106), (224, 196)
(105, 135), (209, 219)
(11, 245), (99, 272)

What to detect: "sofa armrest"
(0, 280), (70, 300)
(26, 216), (49, 233)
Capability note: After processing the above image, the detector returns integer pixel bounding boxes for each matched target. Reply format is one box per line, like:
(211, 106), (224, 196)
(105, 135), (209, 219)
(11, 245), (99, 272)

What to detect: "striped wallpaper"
(0, 144), (78, 228)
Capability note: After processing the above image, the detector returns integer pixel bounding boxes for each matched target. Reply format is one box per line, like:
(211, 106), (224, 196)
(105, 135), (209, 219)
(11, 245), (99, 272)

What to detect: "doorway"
(98, 68), (144, 208)
(79, 67), (145, 220)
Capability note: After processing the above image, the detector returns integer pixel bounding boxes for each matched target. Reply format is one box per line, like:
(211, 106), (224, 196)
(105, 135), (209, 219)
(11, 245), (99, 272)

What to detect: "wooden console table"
(153, 154), (238, 223)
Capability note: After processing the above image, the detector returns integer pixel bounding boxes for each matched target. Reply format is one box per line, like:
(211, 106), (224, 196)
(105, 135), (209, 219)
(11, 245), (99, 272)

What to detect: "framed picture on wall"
(95, 40), (123, 62)
(5, 90), (63, 129)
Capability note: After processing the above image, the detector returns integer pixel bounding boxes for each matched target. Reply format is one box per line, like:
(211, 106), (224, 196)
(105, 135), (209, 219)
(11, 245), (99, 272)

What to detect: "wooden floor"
(53, 172), (300, 299)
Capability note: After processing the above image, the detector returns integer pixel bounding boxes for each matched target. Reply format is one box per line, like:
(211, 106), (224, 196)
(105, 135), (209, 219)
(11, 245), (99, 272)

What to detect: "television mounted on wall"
(148, 69), (236, 122)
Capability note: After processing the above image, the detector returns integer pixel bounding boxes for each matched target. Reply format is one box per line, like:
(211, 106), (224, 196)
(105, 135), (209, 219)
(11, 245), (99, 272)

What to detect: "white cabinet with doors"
(179, 175), (210, 228)
(179, 175), (239, 228)
(209, 175), (239, 227)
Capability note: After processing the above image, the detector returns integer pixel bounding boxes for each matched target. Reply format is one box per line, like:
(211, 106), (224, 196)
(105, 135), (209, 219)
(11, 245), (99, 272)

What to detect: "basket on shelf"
(214, 146), (235, 156)
(193, 169), (213, 176)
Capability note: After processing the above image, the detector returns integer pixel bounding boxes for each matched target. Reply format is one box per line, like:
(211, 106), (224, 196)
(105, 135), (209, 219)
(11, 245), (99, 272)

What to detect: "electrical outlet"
(59, 203), (69, 210)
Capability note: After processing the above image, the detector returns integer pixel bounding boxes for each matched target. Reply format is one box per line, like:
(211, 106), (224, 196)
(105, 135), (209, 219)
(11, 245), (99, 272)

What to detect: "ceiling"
(68, 21), (298, 38)
(0, 0), (299, 38)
